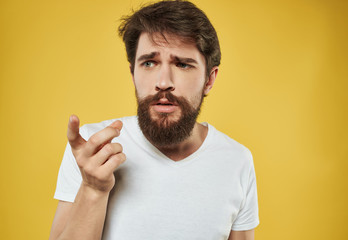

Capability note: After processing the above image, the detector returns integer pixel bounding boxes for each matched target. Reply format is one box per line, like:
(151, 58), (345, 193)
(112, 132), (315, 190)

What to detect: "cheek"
(133, 71), (155, 97)
(176, 72), (205, 96)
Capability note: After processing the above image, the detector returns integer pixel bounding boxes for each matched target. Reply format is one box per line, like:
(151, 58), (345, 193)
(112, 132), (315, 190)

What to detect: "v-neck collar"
(131, 116), (213, 168)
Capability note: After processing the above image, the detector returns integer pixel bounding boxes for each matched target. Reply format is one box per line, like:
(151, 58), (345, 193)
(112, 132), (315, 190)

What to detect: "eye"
(142, 61), (155, 68)
(176, 62), (192, 69)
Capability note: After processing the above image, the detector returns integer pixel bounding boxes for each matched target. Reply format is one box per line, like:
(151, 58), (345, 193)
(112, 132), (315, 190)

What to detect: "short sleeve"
(231, 155), (260, 231)
(53, 126), (88, 202)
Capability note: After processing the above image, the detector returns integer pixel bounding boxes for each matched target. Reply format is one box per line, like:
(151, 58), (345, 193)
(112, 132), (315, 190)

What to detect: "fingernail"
(109, 122), (118, 128)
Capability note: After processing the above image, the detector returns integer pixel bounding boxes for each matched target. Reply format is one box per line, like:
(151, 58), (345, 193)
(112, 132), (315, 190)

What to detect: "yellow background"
(1, 0), (347, 239)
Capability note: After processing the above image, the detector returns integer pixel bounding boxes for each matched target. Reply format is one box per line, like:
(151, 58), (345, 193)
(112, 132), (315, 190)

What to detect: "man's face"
(132, 32), (216, 146)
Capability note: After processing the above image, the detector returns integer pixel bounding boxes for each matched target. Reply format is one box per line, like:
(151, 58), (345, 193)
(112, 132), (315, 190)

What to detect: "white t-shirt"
(54, 116), (259, 239)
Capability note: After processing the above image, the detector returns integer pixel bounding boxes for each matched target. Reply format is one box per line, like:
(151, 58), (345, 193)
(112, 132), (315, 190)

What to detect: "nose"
(156, 64), (175, 92)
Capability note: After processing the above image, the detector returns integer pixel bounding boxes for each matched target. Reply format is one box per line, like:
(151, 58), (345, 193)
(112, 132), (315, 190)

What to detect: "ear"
(203, 66), (219, 95)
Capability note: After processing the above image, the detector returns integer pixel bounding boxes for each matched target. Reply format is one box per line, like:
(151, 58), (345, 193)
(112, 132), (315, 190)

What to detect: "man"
(49, 1), (259, 239)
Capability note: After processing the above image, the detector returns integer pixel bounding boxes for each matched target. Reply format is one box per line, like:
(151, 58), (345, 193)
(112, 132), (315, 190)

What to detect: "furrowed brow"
(137, 52), (158, 62)
(172, 56), (198, 64)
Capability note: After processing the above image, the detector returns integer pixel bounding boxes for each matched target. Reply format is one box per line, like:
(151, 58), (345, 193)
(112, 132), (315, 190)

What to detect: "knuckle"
(88, 135), (100, 146)
(108, 126), (120, 136)
(66, 132), (72, 141)
(103, 143), (114, 155)
(83, 164), (94, 175)
(107, 156), (118, 166)
(94, 171), (106, 181)
(67, 130), (75, 140)
(74, 153), (85, 167)
(113, 155), (121, 164)
(114, 153), (126, 164)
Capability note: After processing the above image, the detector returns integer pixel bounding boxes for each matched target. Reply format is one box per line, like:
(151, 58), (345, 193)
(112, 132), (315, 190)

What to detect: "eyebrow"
(172, 56), (198, 64)
(137, 52), (158, 62)
(136, 52), (198, 65)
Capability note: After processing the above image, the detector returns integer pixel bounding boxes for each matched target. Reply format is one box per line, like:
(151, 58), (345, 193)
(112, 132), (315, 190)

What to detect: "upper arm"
(228, 229), (255, 240)
(49, 201), (73, 240)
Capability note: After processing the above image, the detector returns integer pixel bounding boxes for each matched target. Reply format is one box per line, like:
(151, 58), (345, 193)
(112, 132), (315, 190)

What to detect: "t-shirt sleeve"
(231, 152), (260, 231)
(53, 126), (88, 202)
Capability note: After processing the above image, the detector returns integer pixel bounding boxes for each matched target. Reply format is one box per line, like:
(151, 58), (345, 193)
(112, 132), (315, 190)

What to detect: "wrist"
(79, 182), (110, 201)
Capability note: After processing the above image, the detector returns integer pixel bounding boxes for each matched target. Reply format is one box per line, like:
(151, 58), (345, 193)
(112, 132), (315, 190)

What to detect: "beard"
(137, 90), (204, 147)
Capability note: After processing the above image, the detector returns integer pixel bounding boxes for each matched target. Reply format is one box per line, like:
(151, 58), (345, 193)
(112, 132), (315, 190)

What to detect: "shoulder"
(80, 116), (137, 140)
(206, 123), (254, 167)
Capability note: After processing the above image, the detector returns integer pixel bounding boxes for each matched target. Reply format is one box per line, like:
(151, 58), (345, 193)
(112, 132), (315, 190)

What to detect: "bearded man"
(50, 1), (259, 239)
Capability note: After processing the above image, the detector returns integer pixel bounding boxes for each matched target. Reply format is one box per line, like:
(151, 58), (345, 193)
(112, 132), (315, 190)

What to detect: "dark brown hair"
(118, 0), (221, 76)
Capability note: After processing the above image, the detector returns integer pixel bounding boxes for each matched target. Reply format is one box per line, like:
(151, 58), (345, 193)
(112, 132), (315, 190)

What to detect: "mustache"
(138, 91), (182, 105)
(150, 91), (178, 103)
(136, 90), (200, 113)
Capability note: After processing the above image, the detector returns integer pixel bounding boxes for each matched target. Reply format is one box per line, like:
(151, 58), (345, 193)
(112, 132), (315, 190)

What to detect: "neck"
(153, 122), (208, 161)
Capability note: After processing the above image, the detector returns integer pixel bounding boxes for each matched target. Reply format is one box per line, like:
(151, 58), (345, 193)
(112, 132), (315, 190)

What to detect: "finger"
(109, 120), (123, 132)
(92, 143), (123, 166)
(84, 121), (123, 156)
(67, 115), (86, 151)
(95, 120), (123, 151)
(101, 152), (126, 172)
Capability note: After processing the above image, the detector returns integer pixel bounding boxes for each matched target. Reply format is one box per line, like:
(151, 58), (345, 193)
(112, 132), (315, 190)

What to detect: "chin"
(150, 110), (181, 127)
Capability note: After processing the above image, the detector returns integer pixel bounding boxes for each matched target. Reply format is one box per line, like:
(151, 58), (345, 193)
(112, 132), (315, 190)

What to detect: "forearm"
(50, 116), (124, 240)
(54, 184), (110, 240)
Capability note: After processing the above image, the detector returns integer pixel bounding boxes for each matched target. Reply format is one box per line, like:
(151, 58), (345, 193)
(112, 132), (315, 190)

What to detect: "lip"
(154, 98), (178, 106)
(152, 98), (178, 113)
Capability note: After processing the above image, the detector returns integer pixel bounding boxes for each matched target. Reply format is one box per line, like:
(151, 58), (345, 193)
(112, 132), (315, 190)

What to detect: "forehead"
(136, 32), (204, 62)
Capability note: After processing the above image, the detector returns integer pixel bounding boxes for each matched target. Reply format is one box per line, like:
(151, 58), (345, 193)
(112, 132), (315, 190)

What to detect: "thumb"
(67, 115), (86, 150)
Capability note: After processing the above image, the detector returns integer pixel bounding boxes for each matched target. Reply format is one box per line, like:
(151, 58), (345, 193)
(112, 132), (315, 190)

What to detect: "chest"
(102, 151), (245, 240)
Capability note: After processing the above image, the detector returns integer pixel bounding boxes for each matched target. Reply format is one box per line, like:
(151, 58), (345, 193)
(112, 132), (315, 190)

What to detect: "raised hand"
(67, 115), (126, 193)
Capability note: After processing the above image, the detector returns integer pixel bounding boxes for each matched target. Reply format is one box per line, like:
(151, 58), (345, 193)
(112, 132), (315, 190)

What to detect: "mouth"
(153, 98), (178, 106)
(155, 102), (173, 106)
(152, 98), (179, 113)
